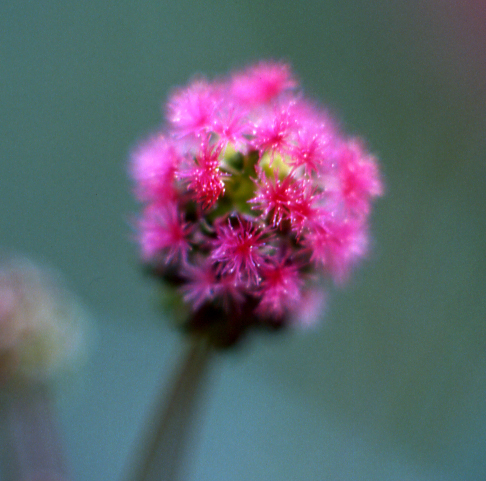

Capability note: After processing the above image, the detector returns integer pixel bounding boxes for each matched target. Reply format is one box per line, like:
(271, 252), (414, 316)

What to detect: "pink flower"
(288, 116), (336, 176)
(250, 168), (311, 229)
(286, 179), (321, 234)
(181, 257), (246, 312)
(336, 139), (384, 217)
(167, 79), (222, 138)
(256, 257), (303, 319)
(130, 136), (180, 202)
(230, 61), (296, 107)
(210, 106), (249, 153)
(210, 216), (270, 286)
(180, 259), (219, 311)
(251, 99), (297, 160)
(129, 61), (383, 343)
(179, 141), (226, 209)
(138, 203), (191, 264)
(304, 216), (369, 283)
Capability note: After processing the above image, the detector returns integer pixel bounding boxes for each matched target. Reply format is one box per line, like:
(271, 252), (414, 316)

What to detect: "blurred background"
(1, 0), (485, 479)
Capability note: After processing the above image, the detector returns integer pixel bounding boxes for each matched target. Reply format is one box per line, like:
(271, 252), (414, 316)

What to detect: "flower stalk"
(128, 335), (213, 481)
(128, 60), (384, 480)
(0, 382), (70, 481)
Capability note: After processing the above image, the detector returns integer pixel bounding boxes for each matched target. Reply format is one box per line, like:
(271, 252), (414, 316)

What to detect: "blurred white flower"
(0, 254), (91, 383)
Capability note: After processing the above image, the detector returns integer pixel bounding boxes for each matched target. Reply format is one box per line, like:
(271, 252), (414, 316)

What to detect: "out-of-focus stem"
(0, 383), (70, 481)
(129, 336), (213, 481)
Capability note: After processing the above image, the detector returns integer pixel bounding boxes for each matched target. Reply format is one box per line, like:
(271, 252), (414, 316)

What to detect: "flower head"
(0, 255), (90, 383)
(130, 61), (383, 346)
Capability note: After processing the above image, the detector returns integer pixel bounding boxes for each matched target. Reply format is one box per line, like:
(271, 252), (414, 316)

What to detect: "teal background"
(1, 0), (485, 479)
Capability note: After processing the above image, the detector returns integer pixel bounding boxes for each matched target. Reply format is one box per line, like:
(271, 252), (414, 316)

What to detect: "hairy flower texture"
(130, 135), (180, 203)
(167, 79), (222, 138)
(289, 113), (337, 176)
(130, 61), (383, 345)
(210, 106), (249, 153)
(210, 216), (270, 286)
(230, 61), (297, 107)
(257, 257), (303, 319)
(138, 204), (191, 264)
(179, 141), (226, 209)
(180, 259), (219, 311)
(250, 168), (309, 229)
(181, 258), (246, 313)
(304, 216), (369, 283)
(251, 100), (297, 161)
(336, 139), (384, 217)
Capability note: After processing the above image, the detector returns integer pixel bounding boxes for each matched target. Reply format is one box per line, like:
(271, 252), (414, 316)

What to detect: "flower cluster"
(130, 61), (383, 346)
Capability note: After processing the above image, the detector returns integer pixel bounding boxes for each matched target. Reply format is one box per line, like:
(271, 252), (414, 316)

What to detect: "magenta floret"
(230, 60), (297, 107)
(210, 215), (270, 286)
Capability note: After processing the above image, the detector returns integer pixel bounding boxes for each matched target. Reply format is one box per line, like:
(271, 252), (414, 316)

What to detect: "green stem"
(128, 336), (213, 481)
